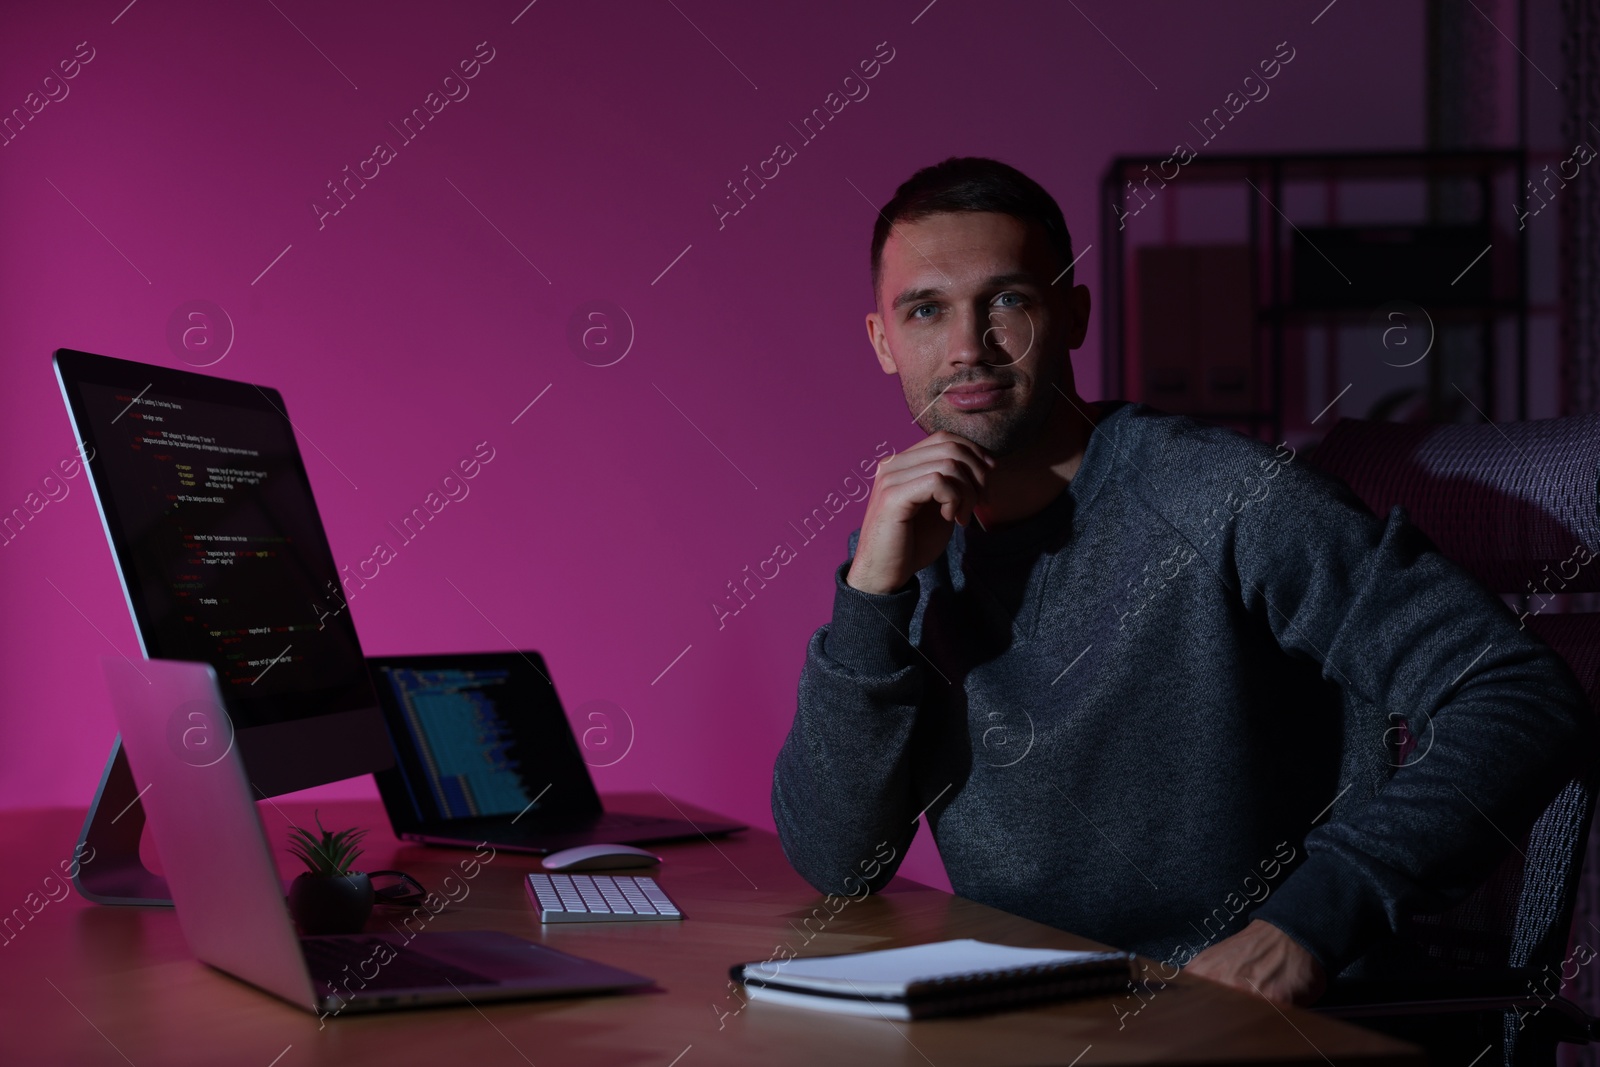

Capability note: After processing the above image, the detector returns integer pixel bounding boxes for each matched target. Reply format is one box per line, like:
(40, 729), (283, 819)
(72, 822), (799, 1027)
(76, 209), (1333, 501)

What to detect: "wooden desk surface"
(0, 794), (1421, 1066)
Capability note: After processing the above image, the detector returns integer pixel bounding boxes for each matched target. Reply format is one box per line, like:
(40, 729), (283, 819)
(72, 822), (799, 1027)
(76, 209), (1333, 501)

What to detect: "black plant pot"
(288, 872), (374, 935)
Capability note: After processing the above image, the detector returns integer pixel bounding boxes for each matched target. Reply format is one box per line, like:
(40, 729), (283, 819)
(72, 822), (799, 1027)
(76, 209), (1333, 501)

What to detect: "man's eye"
(994, 292), (1026, 308)
(910, 304), (936, 319)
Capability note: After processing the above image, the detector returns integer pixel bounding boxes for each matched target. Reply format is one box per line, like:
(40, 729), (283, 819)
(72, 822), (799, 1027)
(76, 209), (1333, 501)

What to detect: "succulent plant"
(287, 811), (368, 877)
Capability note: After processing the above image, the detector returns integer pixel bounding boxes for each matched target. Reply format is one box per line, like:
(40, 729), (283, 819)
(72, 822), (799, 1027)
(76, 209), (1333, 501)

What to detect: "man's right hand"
(846, 431), (995, 595)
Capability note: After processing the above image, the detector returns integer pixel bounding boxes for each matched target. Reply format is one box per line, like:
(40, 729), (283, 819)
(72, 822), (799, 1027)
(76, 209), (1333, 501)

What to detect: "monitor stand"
(73, 738), (173, 906)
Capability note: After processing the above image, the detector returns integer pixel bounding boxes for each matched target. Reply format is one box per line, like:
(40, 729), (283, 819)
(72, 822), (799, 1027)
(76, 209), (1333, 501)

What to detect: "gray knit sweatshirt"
(771, 399), (1594, 977)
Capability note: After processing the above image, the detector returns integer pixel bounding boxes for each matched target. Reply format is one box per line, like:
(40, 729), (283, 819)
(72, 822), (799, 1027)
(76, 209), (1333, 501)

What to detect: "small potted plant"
(286, 812), (373, 935)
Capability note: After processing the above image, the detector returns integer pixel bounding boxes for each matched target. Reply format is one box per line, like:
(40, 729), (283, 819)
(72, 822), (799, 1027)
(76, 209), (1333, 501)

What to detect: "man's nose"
(945, 304), (995, 366)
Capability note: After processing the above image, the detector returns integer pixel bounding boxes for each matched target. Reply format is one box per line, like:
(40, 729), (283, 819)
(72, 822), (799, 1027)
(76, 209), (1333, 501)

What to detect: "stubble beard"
(912, 381), (1056, 458)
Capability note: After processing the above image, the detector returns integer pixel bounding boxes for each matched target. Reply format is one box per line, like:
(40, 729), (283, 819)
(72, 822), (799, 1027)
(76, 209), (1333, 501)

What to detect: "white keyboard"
(525, 873), (684, 923)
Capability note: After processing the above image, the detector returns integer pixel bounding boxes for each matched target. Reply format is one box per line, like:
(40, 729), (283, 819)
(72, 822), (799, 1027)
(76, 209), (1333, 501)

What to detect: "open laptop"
(102, 656), (654, 1016)
(367, 651), (745, 853)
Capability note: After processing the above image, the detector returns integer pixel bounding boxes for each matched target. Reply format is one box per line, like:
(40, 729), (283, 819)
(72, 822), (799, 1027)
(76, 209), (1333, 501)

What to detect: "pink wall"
(0, 0), (1431, 892)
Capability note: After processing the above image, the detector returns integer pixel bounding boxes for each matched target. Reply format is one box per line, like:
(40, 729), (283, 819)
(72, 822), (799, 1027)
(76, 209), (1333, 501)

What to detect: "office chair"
(1306, 412), (1600, 1066)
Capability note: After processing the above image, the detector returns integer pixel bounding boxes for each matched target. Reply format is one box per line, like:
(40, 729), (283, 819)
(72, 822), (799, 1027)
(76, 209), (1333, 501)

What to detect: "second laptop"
(367, 651), (745, 854)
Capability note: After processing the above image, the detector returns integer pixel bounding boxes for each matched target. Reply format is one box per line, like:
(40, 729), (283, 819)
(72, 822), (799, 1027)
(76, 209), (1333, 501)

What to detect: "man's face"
(867, 211), (1089, 456)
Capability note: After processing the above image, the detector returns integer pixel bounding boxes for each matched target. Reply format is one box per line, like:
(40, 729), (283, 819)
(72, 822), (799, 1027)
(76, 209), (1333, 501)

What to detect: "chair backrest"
(1310, 414), (1600, 977)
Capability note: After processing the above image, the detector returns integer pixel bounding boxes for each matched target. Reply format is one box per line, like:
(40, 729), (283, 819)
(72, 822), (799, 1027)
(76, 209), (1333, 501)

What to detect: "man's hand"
(847, 431), (995, 595)
(1183, 919), (1327, 1007)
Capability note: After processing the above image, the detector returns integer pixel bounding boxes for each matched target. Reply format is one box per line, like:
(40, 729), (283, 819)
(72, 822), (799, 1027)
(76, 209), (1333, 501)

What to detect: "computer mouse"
(541, 843), (662, 871)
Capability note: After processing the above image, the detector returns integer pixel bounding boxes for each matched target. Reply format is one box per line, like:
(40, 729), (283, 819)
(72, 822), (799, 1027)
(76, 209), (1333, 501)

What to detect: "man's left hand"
(1183, 919), (1327, 1007)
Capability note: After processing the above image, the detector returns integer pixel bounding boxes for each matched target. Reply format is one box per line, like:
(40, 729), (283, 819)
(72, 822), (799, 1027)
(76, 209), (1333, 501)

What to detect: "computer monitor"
(54, 348), (395, 903)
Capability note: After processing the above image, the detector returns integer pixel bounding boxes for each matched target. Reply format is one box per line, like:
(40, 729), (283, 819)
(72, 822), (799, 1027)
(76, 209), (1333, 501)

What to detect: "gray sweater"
(771, 399), (1594, 976)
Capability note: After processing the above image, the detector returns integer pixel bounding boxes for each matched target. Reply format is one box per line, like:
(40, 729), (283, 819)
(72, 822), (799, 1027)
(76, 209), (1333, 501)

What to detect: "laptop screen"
(368, 652), (602, 828)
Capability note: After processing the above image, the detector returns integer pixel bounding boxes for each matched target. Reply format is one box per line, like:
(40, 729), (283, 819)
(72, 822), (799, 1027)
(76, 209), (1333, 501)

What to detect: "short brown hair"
(870, 156), (1075, 299)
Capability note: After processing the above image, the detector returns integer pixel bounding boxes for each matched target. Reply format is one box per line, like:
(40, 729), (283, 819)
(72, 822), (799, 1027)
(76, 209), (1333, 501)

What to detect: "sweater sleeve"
(771, 531), (927, 894)
(1207, 448), (1596, 976)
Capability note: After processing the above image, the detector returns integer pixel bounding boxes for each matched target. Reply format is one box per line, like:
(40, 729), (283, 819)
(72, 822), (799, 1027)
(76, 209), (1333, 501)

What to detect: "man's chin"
(918, 412), (1035, 456)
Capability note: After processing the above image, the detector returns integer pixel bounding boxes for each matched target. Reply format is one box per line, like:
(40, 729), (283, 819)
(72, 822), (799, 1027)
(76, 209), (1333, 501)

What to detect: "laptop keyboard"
(526, 874), (684, 923)
(594, 813), (663, 827)
(301, 936), (491, 992)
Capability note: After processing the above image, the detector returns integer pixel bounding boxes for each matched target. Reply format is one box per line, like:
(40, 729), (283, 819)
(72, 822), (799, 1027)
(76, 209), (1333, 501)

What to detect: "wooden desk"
(0, 794), (1422, 1066)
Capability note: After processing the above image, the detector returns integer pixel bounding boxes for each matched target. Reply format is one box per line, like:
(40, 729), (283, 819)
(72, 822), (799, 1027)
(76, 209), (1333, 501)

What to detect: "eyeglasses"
(367, 870), (427, 908)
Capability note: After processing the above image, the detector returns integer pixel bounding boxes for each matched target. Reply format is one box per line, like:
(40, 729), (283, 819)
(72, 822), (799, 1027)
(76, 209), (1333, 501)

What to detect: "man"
(770, 155), (1593, 1008)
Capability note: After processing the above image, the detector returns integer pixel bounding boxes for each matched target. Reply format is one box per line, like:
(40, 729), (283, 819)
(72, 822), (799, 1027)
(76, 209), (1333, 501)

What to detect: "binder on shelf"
(730, 938), (1135, 1020)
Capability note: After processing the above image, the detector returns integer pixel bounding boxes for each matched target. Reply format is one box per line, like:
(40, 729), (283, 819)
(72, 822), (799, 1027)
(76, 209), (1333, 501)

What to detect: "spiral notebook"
(730, 938), (1135, 1020)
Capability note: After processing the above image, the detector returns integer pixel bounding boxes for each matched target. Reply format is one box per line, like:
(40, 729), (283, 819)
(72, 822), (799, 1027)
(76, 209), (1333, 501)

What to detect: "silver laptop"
(102, 656), (653, 1018)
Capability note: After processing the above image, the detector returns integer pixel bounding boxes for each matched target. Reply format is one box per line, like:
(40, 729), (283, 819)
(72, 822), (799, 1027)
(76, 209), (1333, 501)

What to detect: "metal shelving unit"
(1099, 150), (1528, 446)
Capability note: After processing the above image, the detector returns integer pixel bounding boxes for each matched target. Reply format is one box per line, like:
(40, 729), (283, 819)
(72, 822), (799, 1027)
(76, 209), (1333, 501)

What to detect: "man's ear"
(865, 312), (898, 375)
(1065, 285), (1092, 350)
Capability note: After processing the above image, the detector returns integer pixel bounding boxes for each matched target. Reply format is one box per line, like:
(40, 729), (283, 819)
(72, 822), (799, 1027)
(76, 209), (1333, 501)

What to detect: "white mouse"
(542, 843), (662, 871)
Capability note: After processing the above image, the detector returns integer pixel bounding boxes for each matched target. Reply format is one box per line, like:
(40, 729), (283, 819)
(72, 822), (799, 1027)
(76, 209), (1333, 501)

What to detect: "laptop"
(366, 651), (745, 853)
(102, 656), (654, 1017)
